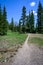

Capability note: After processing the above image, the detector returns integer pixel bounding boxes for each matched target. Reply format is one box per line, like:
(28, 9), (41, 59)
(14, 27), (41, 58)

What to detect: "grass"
(0, 31), (27, 48)
(28, 34), (43, 46)
(0, 31), (27, 62)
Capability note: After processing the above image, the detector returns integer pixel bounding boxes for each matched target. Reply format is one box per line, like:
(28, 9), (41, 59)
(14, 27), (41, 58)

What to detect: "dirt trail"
(0, 34), (43, 65)
(12, 34), (43, 65)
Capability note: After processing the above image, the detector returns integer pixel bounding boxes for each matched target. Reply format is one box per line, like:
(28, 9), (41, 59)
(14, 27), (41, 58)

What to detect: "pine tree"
(21, 6), (26, 33)
(2, 6), (8, 35)
(0, 4), (2, 35)
(26, 12), (30, 32)
(30, 11), (34, 33)
(41, 7), (43, 33)
(10, 18), (14, 32)
(37, 1), (43, 33)
(19, 19), (22, 33)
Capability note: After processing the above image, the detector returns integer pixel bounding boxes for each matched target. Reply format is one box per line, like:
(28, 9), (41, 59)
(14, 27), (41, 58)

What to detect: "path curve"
(12, 34), (43, 65)
(0, 34), (43, 65)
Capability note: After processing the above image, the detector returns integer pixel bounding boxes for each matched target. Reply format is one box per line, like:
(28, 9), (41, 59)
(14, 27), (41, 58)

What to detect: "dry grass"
(28, 34), (43, 46)
(0, 31), (27, 62)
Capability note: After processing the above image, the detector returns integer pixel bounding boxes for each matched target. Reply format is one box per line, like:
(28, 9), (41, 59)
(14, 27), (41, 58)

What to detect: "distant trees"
(0, 5), (8, 35)
(9, 18), (14, 32)
(19, 6), (35, 33)
(19, 19), (22, 33)
(26, 11), (34, 33)
(18, 1), (43, 34)
(9, 18), (19, 32)
(37, 1), (43, 33)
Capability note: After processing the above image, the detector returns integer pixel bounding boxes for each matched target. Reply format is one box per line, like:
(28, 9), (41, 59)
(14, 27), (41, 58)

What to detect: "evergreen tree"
(2, 6), (8, 35)
(26, 11), (34, 33)
(37, 1), (43, 33)
(26, 12), (30, 32)
(41, 7), (43, 33)
(36, 22), (38, 32)
(30, 11), (34, 33)
(0, 4), (2, 35)
(21, 6), (26, 33)
(19, 19), (22, 33)
(10, 18), (14, 32)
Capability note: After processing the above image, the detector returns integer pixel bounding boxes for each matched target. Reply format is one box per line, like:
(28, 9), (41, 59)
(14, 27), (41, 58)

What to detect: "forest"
(0, 1), (43, 35)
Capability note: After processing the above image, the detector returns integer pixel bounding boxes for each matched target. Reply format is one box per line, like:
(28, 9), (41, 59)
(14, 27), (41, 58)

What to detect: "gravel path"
(0, 34), (43, 65)
(12, 34), (43, 65)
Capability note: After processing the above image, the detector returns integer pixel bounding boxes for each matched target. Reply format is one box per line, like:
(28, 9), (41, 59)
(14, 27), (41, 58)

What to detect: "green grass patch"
(0, 31), (27, 48)
(29, 37), (43, 46)
(0, 31), (27, 62)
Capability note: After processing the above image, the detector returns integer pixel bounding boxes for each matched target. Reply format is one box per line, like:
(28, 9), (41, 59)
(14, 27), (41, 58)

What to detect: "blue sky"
(0, 0), (43, 24)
